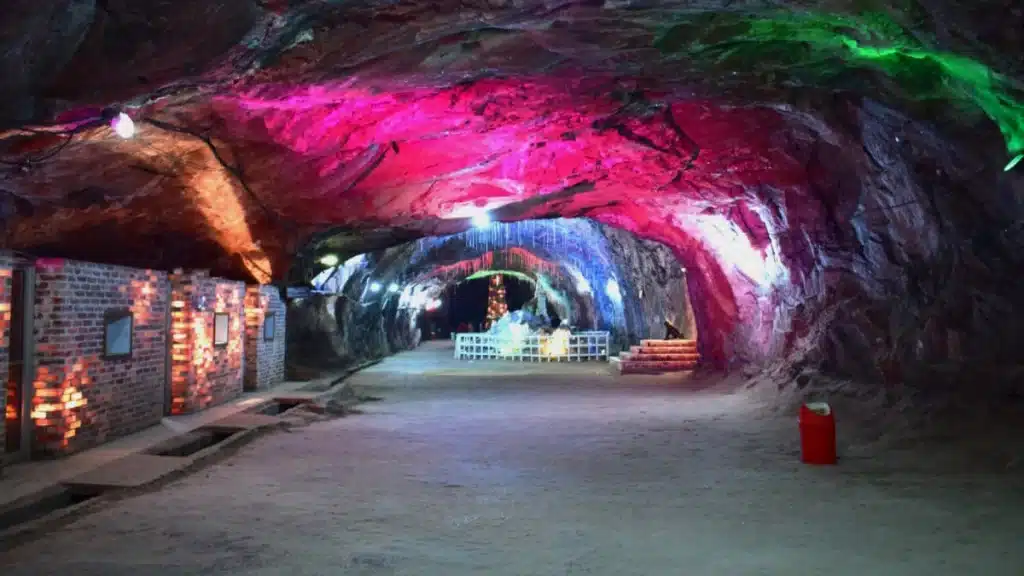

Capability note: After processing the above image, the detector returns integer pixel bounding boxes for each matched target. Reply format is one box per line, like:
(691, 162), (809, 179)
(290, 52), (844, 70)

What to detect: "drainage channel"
(0, 417), (288, 537)
(0, 406), (299, 537)
(0, 430), (242, 536)
(0, 485), (102, 534)
(144, 428), (238, 457)
(252, 398), (308, 416)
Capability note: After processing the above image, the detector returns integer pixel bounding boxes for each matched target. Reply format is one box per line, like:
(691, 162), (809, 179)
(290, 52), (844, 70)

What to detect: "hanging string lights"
(485, 274), (509, 327)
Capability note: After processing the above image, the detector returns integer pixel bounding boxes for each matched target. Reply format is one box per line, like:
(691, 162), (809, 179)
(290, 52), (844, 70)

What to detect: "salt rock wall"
(750, 101), (1024, 399)
(601, 225), (692, 344)
(286, 263), (421, 376)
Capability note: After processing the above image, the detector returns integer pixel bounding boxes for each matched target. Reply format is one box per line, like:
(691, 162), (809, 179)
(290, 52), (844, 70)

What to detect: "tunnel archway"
(287, 218), (695, 370)
(446, 270), (574, 331)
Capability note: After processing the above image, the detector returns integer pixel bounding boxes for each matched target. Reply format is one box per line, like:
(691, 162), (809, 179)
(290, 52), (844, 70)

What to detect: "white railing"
(454, 331), (610, 362)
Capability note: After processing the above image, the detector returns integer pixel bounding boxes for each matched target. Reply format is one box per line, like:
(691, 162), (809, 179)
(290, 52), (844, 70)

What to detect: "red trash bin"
(799, 402), (837, 465)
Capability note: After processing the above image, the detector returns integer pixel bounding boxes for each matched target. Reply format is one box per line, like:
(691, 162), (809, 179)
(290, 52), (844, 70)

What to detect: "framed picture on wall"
(103, 308), (133, 358)
(263, 312), (276, 341)
(213, 313), (230, 348)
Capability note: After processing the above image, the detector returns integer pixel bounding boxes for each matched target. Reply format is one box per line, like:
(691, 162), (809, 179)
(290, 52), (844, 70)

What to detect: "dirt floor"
(2, 342), (1023, 575)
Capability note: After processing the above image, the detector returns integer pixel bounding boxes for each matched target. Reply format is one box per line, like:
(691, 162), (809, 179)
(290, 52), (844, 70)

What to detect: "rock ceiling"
(2, 0), (1023, 373)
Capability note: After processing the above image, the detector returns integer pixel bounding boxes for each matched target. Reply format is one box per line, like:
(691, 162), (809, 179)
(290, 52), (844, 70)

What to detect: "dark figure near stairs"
(664, 320), (682, 340)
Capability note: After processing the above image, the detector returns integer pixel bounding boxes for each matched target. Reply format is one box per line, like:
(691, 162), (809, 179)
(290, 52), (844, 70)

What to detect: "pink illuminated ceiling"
(5, 75), (815, 270)
(0, 74), (839, 367)
(197, 77), (805, 227)
(3, 78), (808, 233)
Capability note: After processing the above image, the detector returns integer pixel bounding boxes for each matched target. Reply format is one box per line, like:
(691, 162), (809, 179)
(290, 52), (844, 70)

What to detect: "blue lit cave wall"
(286, 219), (691, 374)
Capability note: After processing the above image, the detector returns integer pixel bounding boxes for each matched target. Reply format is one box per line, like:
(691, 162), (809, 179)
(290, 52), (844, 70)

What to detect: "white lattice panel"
(454, 331), (610, 362)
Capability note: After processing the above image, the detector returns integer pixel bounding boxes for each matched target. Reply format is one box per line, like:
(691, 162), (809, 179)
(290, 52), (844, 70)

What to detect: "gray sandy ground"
(1, 344), (1022, 575)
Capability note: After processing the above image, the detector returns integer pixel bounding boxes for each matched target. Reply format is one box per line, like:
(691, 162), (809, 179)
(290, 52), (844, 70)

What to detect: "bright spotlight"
(568, 267), (591, 294)
(471, 212), (491, 228)
(387, 282), (400, 293)
(111, 112), (135, 139)
(425, 298), (442, 311)
(319, 254), (339, 267)
(605, 278), (622, 303)
(369, 281), (382, 293)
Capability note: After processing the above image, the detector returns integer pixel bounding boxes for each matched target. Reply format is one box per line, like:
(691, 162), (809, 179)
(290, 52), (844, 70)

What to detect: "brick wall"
(0, 257), (12, 459)
(169, 271), (245, 414)
(32, 259), (169, 456)
(244, 285), (287, 391)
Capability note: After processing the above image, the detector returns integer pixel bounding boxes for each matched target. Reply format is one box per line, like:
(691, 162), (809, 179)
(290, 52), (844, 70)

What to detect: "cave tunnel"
(288, 218), (694, 372)
(3, 1), (1024, 571)
(5, 9), (1024, 389)
(3, 0), (1024, 434)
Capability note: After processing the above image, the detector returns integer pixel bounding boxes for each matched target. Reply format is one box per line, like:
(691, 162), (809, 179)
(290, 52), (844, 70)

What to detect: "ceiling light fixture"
(369, 281), (382, 293)
(319, 254), (339, 267)
(111, 112), (135, 139)
(471, 211), (491, 228)
(387, 282), (400, 293)
(605, 278), (622, 303)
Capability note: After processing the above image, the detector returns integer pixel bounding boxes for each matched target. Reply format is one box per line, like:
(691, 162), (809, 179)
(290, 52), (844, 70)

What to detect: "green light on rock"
(463, 269), (536, 285)
(1006, 154), (1023, 172)
(655, 11), (1024, 163)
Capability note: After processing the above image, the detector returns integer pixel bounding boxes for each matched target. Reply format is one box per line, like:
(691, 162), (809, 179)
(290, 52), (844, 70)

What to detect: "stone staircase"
(617, 339), (699, 374)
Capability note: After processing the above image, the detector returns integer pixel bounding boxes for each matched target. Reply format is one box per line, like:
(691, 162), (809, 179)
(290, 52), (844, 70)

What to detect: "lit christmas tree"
(485, 274), (508, 328)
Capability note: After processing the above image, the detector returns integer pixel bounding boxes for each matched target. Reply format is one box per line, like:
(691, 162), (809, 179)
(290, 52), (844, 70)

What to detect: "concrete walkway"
(0, 378), (323, 510)
(1, 342), (1023, 575)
